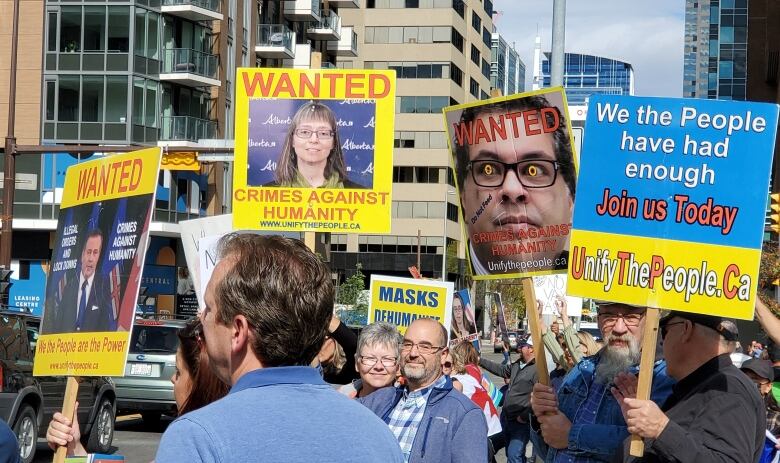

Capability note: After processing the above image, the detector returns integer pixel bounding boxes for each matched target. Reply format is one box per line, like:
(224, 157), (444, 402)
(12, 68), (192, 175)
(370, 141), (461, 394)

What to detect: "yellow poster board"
(368, 275), (454, 336)
(232, 68), (396, 233)
(35, 147), (162, 376)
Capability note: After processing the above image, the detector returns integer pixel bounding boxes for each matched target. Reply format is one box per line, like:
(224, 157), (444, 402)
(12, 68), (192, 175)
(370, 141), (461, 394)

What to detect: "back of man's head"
(215, 234), (333, 367)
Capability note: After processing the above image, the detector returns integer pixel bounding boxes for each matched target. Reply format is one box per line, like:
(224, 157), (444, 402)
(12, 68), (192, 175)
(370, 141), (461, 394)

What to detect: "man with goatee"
(359, 318), (488, 463)
(530, 301), (676, 462)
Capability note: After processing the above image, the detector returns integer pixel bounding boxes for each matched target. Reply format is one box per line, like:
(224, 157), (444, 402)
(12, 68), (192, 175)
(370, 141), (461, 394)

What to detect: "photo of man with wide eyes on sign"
(446, 89), (577, 278)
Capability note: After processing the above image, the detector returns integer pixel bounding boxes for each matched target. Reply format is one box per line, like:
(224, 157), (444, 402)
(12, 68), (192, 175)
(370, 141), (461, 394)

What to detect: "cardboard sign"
(443, 88), (578, 279)
(449, 289), (479, 347)
(232, 68), (396, 233)
(35, 148), (162, 376)
(179, 214), (233, 309)
(368, 275), (453, 336)
(532, 274), (582, 317)
(568, 95), (779, 319)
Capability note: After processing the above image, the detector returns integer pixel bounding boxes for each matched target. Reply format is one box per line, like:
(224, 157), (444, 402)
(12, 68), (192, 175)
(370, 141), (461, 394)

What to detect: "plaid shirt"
(387, 376), (446, 462)
(553, 380), (608, 463)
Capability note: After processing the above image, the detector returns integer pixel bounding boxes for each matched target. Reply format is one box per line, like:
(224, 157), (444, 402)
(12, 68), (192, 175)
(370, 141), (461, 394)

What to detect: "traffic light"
(0, 269), (12, 307)
(770, 193), (780, 233)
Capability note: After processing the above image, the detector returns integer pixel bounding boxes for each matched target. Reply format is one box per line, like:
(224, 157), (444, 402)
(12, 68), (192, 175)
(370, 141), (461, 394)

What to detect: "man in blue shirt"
(0, 419), (21, 463)
(530, 301), (675, 462)
(155, 234), (403, 463)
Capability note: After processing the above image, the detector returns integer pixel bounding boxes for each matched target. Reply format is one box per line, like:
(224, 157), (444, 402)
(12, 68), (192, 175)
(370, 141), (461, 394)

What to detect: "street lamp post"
(442, 188), (455, 281)
(1, 0), (21, 271)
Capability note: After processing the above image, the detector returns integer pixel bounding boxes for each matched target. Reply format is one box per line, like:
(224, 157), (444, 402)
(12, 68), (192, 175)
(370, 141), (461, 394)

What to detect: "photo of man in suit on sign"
(43, 229), (116, 334)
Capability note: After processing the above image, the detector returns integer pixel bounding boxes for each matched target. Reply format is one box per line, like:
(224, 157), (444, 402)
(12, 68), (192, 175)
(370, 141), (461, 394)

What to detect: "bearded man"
(529, 301), (676, 462)
(359, 318), (488, 463)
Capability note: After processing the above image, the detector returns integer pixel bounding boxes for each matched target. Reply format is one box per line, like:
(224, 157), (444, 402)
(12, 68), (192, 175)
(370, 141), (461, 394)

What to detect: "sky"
(493, 0), (685, 97)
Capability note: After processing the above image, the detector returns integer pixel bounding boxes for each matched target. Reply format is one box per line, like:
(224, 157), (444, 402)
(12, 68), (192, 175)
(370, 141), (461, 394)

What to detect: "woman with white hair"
(339, 322), (402, 399)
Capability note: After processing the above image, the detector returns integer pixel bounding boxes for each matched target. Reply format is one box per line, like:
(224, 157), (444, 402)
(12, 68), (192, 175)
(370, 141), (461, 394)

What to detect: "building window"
(330, 234), (347, 252)
(60, 6), (81, 52)
(365, 26), (451, 44)
(450, 63), (463, 86)
(397, 96), (451, 114)
(482, 26), (491, 48)
(472, 11), (482, 32)
(471, 45), (480, 65)
(469, 78), (479, 98)
(394, 132), (448, 149)
(482, 58), (490, 79)
(451, 28), (463, 52)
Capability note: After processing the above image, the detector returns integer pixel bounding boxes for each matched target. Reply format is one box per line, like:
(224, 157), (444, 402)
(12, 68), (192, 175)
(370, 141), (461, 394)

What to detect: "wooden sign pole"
(53, 376), (79, 463)
(522, 278), (549, 385)
(628, 307), (661, 457)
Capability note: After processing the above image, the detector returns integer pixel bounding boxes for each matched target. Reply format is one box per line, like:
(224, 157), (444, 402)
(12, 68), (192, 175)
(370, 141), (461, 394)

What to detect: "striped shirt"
(387, 376), (446, 462)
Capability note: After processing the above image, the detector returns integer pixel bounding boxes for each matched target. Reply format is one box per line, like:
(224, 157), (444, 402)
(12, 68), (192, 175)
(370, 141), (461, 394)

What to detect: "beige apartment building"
(334, 0), (494, 286)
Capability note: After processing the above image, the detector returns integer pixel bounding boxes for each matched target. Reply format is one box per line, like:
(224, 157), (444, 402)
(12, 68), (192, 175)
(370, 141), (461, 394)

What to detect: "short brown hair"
(214, 234), (334, 367)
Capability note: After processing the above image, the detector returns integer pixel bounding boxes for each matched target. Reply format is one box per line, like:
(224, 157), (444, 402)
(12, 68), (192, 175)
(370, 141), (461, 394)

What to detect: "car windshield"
(129, 325), (180, 354)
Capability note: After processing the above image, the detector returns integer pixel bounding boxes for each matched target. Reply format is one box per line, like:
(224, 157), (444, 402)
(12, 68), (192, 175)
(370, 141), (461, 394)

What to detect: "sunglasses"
(660, 321), (686, 340)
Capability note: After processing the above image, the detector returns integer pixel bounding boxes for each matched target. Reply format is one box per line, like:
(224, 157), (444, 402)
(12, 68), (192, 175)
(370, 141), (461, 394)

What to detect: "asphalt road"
(31, 346), (529, 463)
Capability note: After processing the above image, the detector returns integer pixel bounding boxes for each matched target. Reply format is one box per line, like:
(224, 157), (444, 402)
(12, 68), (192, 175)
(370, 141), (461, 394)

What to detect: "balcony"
(255, 24), (295, 59)
(282, 44), (312, 69)
(307, 9), (341, 40)
(327, 26), (357, 57)
(159, 116), (217, 146)
(283, 0), (320, 22)
(328, 0), (359, 8)
(159, 48), (221, 87)
(161, 0), (223, 22)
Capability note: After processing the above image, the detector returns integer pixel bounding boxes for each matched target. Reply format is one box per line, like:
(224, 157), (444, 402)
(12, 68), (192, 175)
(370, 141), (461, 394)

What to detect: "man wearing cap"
(480, 336), (538, 463)
(612, 311), (765, 462)
(530, 301), (675, 462)
(741, 358), (780, 437)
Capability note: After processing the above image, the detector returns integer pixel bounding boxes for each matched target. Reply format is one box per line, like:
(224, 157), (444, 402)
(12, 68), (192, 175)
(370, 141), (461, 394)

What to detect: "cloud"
(493, 0), (684, 97)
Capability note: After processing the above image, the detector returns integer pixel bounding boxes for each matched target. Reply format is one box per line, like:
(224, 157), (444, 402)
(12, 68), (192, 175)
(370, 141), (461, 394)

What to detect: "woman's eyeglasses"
(358, 356), (398, 368)
(294, 129), (334, 140)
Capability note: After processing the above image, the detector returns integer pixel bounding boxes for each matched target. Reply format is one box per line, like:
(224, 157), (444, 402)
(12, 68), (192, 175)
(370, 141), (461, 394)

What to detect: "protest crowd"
(5, 69), (779, 463)
(22, 233), (779, 463)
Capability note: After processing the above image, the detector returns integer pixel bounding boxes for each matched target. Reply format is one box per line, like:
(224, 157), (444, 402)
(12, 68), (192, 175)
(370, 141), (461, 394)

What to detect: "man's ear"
(231, 315), (251, 354)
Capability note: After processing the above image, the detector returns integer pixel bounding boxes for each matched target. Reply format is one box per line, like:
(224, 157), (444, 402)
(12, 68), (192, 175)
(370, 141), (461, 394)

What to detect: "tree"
(337, 263), (368, 325)
(759, 243), (780, 315)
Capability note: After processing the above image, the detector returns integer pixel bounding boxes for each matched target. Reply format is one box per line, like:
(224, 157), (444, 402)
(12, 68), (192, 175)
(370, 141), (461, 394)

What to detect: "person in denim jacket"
(529, 301), (675, 462)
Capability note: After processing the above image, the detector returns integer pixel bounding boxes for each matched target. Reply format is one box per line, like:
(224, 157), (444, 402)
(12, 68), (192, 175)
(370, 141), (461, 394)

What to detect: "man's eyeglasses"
(401, 341), (445, 355)
(469, 159), (561, 188)
(598, 312), (643, 327)
(660, 321), (686, 340)
(294, 129), (334, 140)
(358, 356), (398, 368)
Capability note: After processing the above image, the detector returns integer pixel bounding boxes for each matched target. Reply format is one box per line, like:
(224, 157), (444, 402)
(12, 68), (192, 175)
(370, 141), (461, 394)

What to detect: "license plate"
(130, 363), (153, 376)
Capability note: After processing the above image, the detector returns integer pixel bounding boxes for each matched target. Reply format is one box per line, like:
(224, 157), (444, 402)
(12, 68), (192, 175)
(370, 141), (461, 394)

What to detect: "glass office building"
(683, 0), (747, 99)
(538, 52), (634, 105)
(491, 32), (524, 96)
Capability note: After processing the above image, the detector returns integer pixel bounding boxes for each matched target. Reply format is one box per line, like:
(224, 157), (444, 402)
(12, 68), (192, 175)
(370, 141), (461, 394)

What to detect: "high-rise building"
(335, 0), (494, 285)
(491, 32), (525, 96)
(683, 0), (748, 99)
(533, 47), (634, 105)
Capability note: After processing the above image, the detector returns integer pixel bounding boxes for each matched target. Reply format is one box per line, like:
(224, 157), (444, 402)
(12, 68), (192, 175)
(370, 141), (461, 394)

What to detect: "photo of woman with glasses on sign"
(266, 100), (366, 189)
(445, 89), (577, 277)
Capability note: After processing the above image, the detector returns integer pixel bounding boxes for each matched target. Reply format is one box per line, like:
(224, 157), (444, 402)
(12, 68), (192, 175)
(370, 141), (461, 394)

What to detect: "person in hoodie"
(359, 318), (488, 463)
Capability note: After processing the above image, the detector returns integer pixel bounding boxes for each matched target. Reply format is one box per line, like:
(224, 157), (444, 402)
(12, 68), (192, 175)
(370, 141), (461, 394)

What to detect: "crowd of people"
(25, 234), (780, 462)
